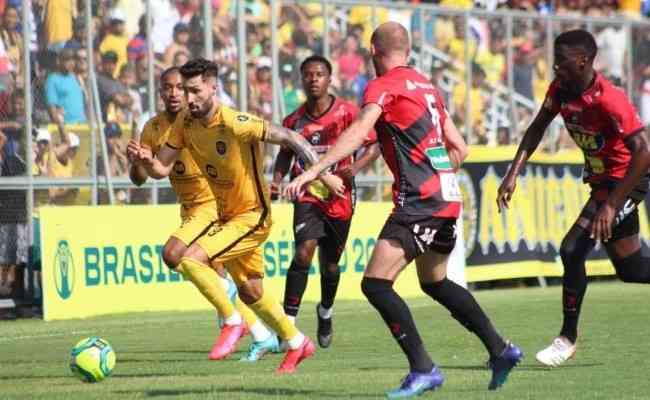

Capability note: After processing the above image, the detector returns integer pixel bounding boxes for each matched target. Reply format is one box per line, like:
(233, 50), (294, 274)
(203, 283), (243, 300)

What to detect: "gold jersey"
(140, 111), (214, 213)
(167, 106), (271, 221)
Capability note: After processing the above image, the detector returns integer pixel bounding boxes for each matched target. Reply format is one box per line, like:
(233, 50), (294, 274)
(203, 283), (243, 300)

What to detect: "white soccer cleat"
(535, 336), (577, 367)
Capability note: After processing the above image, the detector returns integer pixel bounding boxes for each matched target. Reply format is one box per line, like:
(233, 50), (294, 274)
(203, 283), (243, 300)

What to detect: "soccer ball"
(69, 337), (116, 382)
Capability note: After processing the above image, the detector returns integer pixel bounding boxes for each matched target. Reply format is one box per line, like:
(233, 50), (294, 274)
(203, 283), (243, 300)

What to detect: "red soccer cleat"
(208, 324), (249, 360)
(276, 336), (316, 374)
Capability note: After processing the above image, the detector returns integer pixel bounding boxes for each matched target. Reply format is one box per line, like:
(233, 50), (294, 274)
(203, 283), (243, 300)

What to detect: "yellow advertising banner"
(41, 203), (426, 321)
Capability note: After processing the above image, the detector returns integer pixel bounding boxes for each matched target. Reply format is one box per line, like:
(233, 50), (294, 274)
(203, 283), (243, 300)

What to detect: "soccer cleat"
(208, 323), (248, 360)
(276, 336), (316, 374)
(316, 304), (333, 348)
(385, 366), (444, 399)
(535, 336), (576, 367)
(488, 341), (523, 390)
(240, 335), (281, 362)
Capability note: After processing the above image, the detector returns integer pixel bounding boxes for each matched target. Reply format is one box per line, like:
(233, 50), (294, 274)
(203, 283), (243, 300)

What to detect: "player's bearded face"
(184, 76), (215, 118)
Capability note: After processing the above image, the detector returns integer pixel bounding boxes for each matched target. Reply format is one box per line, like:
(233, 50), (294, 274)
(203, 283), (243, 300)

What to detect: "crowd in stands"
(0, 0), (648, 205)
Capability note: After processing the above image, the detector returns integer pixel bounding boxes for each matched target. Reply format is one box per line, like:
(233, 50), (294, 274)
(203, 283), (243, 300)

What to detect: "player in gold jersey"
(128, 67), (280, 362)
(129, 59), (344, 373)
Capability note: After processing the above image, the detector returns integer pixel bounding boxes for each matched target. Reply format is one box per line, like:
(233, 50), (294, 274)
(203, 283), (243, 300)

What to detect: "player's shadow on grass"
(130, 387), (362, 398)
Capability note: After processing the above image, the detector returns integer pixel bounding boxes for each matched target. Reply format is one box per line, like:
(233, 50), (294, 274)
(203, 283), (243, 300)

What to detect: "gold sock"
(248, 291), (298, 340)
(178, 257), (235, 319)
(236, 299), (259, 328)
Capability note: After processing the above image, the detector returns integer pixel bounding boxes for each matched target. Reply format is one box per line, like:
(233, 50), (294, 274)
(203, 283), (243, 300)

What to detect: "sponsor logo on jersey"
(173, 160), (186, 175)
(569, 131), (604, 152)
(237, 114), (249, 122)
(206, 164), (218, 178)
(216, 141), (227, 156)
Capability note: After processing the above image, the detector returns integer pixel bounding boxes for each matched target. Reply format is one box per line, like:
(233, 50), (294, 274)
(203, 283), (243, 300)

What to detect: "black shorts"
(586, 175), (649, 241)
(378, 213), (457, 262)
(293, 202), (351, 264)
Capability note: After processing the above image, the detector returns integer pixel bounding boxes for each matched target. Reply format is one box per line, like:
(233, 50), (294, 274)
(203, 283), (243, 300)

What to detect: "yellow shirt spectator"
(100, 34), (129, 79)
(45, 0), (75, 47)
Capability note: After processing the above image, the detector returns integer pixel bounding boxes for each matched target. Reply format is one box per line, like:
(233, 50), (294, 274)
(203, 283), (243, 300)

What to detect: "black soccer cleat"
(316, 303), (333, 348)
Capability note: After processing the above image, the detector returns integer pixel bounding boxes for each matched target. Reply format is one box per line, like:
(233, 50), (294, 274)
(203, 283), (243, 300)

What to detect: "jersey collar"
(580, 72), (604, 105)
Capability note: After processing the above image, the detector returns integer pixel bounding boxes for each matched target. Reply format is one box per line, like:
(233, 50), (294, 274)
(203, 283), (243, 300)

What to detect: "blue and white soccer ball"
(69, 336), (116, 382)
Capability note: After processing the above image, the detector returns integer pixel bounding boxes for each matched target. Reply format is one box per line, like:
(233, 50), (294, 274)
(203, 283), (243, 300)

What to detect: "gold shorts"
(170, 202), (219, 246)
(194, 209), (271, 285)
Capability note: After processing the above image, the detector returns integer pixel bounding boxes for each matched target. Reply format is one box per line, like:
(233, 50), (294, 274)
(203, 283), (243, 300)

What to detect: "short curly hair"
(555, 29), (598, 60)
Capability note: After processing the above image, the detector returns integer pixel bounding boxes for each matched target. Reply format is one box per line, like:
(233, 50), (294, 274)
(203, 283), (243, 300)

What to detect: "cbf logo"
(53, 240), (75, 300)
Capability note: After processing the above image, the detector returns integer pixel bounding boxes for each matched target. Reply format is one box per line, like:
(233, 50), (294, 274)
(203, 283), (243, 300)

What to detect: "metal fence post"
(87, 2), (115, 204)
(203, 0), (214, 60)
(145, 0), (158, 204)
(237, 0), (247, 112)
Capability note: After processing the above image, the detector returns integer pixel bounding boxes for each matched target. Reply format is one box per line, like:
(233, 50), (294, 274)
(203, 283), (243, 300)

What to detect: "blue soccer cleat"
(488, 341), (523, 390)
(240, 334), (281, 362)
(385, 366), (444, 399)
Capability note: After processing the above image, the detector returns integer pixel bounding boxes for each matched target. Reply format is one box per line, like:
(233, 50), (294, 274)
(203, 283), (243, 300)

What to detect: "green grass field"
(2, 282), (650, 399)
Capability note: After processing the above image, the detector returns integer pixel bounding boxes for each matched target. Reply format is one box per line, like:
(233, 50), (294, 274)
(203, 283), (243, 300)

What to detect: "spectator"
(107, 63), (141, 125)
(96, 51), (133, 121)
(73, 47), (92, 124)
(127, 15), (147, 63)
(64, 18), (86, 50)
(97, 122), (128, 203)
(99, 9), (129, 78)
(475, 34), (506, 87)
(0, 85), (27, 298)
(44, 0), (76, 51)
(338, 35), (363, 84)
(172, 49), (190, 67)
(151, 0), (181, 55)
(163, 22), (190, 67)
(32, 129), (50, 177)
(249, 56), (273, 120)
(594, 24), (627, 86)
(48, 130), (81, 206)
(452, 63), (488, 143)
(640, 65), (650, 126)
(0, 6), (21, 87)
(512, 40), (535, 101)
(45, 48), (87, 125)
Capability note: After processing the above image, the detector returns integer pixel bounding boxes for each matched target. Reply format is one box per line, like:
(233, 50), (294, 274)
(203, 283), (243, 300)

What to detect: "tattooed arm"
(283, 104), (382, 199)
(265, 122), (345, 197)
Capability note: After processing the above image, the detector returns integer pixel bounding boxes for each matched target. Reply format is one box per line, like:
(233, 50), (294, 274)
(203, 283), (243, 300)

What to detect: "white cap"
(68, 133), (80, 148)
(108, 8), (126, 22)
(256, 56), (272, 69)
(35, 128), (51, 143)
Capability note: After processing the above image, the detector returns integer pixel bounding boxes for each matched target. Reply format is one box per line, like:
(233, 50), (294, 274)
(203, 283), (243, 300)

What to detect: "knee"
(361, 277), (391, 301)
(559, 235), (591, 267)
(419, 279), (446, 301)
(162, 245), (184, 269)
(612, 251), (648, 283)
(294, 241), (316, 266)
(237, 280), (262, 304)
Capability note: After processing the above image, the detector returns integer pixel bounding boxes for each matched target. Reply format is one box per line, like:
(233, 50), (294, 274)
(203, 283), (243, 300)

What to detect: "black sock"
(421, 279), (505, 358)
(361, 277), (433, 373)
(320, 265), (341, 311)
(559, 229), (594, 344)
(612, 250), (650, 283)
(283, 260), (309, 317)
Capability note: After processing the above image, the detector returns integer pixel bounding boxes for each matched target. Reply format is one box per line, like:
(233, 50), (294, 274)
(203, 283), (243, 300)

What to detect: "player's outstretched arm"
(143, 144), (179, 179)
(496, 108), (555, 212)
(283, 104), (382, 199)
(265, 122), (345, 197)
(591, 129), (650, 242)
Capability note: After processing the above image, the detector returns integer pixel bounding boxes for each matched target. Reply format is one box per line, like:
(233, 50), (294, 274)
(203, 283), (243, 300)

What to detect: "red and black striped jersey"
(363, 66), (461, 219)
(283, 96), (376, 220)
(543, 72), (645, 183)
